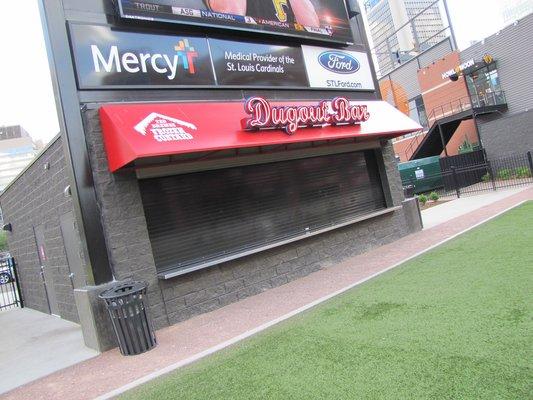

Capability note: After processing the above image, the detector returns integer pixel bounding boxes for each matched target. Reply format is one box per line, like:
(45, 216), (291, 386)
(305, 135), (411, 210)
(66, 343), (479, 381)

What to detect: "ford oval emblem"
(318, 51), (360, 74)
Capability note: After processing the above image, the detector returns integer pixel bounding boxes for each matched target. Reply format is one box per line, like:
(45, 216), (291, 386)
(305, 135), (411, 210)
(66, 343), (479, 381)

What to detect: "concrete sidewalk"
(0, 308), (98, 395)
(422, 186), (531, 229)
(2, 187), (532, 400)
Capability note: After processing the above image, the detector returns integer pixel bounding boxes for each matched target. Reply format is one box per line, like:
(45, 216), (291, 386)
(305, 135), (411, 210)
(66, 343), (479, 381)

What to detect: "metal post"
(462, 70), (474, 106)
(472, 113), (482, 149)
(487, 160), (497, 191)
(389, 75), (400, 110)
(443, 0), (458, 51)
(482, 147), (488, 162)
(9, 258), (24, 308)
(527, 151), (533, 177)
(411, 21), (421, 53)
(386, 39), (394, 72)
(438, 124), (449, 157)
(451, 166), (461, 198)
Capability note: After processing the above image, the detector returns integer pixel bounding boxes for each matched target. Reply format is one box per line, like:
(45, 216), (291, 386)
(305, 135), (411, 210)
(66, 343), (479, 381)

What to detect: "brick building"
(383, 12), (533, 161)
(416, 52), (478, 157)
(0, 0), (422, 351)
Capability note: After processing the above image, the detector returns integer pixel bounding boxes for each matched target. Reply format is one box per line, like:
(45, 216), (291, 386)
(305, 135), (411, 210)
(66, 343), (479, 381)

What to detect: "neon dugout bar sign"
(242, 97), (370, 135)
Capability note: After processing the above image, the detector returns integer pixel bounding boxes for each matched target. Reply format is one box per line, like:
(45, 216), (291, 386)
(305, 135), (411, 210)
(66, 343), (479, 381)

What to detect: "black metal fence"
(403, 151), (533, 200)
(440, 149), (487, 191)
(0, 257), (23, 311)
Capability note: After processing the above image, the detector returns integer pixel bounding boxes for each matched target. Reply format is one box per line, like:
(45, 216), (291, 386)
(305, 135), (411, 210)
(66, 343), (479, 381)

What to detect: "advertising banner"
(116, 0), (353, 44)
(302, 45), (375, 90)
(209, 39), (309, 87)
(70, 24), (374, 91)
(69, 24), (216, 88)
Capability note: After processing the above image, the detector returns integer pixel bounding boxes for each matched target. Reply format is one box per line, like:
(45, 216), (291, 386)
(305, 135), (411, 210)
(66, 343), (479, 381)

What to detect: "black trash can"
(99, 281), (157, 356)
(403, 185), (415, 198)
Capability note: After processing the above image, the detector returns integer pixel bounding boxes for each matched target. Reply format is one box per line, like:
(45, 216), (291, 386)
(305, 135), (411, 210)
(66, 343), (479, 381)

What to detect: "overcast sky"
(0, 1), (516, 145)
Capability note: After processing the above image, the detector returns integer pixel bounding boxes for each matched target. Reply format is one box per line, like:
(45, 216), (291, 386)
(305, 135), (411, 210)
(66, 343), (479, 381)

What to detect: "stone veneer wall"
(0, 136), (84, 322)
(84, 108), (418, 330)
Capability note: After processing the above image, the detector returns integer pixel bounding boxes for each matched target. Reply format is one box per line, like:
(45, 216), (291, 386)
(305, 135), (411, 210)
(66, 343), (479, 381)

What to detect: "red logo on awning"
(134, 112), (196, 142)
(241, 96), (370, 135)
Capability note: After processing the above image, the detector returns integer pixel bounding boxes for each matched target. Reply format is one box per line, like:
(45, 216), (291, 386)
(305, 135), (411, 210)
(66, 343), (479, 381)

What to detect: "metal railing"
(400, 91), (507, 161)
(402, 151), (533, 199)
(0, 257), (23, 311)
(470, 90), (507, 109)
(428, 96), (473, 122)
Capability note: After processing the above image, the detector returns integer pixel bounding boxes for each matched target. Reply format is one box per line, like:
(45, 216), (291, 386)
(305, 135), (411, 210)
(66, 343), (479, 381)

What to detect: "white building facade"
(365, 0), (447, 76)
(0, 126), (39, 191)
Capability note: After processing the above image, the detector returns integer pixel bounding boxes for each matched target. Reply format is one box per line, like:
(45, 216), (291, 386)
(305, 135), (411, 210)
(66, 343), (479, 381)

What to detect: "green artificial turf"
(122, 202), (533, 400)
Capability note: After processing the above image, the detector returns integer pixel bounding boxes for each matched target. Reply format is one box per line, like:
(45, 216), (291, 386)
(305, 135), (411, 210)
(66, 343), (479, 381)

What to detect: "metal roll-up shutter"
(139, 150), (386, 277)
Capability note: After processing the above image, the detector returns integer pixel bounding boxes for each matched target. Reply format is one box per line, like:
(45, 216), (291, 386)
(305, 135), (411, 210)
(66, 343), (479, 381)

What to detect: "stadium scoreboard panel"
(116, 0), (354, 44)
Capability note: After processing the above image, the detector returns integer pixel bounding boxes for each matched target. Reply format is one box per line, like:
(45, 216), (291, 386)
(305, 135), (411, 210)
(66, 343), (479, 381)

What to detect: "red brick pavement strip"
(3, 188), (532, 400)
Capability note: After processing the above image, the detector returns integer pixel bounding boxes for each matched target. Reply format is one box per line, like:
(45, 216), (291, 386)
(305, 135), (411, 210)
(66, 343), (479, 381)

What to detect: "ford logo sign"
(318, 51), (360, 74)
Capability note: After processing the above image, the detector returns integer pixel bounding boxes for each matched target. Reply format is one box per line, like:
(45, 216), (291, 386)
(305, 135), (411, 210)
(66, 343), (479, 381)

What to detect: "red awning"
(100, 99), (422, 172)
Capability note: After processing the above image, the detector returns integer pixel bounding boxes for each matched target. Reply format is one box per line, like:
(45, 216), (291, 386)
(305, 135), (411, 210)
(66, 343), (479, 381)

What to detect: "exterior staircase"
(405, 91), (508, 161)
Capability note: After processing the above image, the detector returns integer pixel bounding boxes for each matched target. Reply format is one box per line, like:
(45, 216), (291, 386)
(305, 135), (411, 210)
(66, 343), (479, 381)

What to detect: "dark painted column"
(438, 124), (449, 157)
(38, 0), (113, 285)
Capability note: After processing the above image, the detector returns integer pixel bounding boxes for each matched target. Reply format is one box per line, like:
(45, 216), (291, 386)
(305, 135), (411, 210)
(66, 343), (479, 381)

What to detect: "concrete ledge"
(402, 197), (423, 233)
(159, 206), (402, 279)
(74, 283), (118, 352)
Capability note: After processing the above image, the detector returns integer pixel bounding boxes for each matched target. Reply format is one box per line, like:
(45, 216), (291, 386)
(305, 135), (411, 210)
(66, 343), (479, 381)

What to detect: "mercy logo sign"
(134, 113), (196, 143)
(70, 24), (215, 88)
(91, 39), (199, 80)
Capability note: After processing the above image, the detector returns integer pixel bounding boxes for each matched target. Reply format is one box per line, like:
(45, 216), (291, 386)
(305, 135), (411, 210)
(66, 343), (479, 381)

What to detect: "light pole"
(442, 0), (458, 50)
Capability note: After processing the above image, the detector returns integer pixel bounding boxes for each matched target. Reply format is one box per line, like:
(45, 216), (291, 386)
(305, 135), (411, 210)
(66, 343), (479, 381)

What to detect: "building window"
(409, 95), (428, 129)
(466, 63), (505, 107)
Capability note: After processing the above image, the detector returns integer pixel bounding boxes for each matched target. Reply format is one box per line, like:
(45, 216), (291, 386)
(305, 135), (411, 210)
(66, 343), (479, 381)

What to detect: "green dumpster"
(398, 156), (444, 194)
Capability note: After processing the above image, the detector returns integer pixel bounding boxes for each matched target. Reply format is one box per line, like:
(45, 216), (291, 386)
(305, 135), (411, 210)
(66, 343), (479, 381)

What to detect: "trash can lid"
(99, 281), (148, 300)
